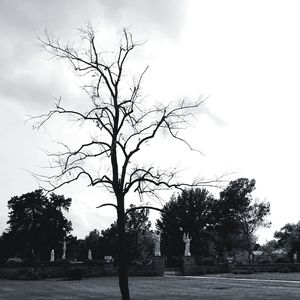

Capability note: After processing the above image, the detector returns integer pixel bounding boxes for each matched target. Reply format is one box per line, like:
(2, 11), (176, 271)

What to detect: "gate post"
(151, 256), (165, 276)
(181, 256), (196, 275)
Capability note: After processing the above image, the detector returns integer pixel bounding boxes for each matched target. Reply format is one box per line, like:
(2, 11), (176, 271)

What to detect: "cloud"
(98, 0), (187, 38)
(0, 0), (188, 110)
(0, 0), (189, 236)
(199, 103), (228, 127)
(0, 1), (72, 109)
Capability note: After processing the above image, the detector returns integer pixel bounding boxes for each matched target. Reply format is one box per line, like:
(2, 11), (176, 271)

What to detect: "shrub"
(197, 257), (215, 266)
(166, 256), (182, 268)
(279, 267), (290, 273)
(50, 259), (71, 266)
(17, 268), (47, 280)
(66, 268), (84, 280)
(259, 260), (271, 264)
(5, 257), (22, 266)
(196, 270), (206, 275)
(19, 260), (45, 267)
(206, 268), (215, 274)
(233, 269), (254, 274)
(83, 259), (105, 266)
(274, 257), (289, 264)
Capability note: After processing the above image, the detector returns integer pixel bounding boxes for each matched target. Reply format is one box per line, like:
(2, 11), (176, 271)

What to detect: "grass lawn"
(207, 272), (300, 281)
(1, 273), (300, 299)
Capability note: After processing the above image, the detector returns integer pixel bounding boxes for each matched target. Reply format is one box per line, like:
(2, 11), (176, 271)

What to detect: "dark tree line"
(6, 179), (300, 270)
(85, 204), (153, 263)
(0, 178), (271, 268)
(0, 193), (153, 265)
(157, 178), (271, 263)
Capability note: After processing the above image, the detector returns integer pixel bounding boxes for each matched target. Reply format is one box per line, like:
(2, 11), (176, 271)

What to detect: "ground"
(1, 273), (300, 299)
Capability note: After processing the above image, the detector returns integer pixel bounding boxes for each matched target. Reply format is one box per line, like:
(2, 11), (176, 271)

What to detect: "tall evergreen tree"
(3, 189), (72, 261)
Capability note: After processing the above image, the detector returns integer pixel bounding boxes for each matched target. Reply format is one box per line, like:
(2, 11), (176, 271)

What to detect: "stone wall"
(0, 262), (115, 279)
(128, 256), (164, 276)
(4, 258), (300, 279)
(0, 257), (165, 279)
(195, 263), (231, 275)
(232, 263), (300, 273)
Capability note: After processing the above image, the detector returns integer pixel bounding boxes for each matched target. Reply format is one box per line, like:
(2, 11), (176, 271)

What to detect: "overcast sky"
(1, 0), (300, 244)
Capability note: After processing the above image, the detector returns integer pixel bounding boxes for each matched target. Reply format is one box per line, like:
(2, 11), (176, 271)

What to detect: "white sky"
(1, 0), (300, 244)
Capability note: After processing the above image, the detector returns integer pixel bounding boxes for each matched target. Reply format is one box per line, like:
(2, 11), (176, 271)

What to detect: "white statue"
(153, 232), (161, 256)
(88, 249), (92, 260)
(59, 237), (70, 260)
(183, 233), (192, 256)
(50, 249), (55, 262)
(294, 253), (298, 262)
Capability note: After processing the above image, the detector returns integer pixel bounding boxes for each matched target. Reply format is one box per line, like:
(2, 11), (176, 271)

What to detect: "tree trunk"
(117, 195), (130, 300)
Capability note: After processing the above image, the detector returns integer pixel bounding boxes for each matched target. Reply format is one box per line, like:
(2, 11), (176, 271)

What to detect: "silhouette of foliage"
(1, 189), (72, 261)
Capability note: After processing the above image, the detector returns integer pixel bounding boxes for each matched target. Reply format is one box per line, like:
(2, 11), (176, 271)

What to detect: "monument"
(50, 249), (55, 262)
(59, 237), (70, 260)
(182, 232), (195, 275)
(294, 252), (298, 263)
(183, 232), (192, 256)
(153, 231), (161, 256)
(88, 249), (92, 260)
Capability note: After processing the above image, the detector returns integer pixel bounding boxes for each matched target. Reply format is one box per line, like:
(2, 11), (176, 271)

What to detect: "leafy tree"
(2, 189), (72, 261)
(214, 178), (270, 260)
(85, 229), (103, 260)
(260, 239), (278, 256)
(0, 230), (26, 264)
(126, 204), (151, 233)
(157, 188), (216, 258)
(101, 223), (119, 259)
(33, 25), (205, 299)
(100, 204), (153, 262)
(69, 238), (86, 261)
(274, 222), (300, 260)
(126, 204), (153, 262)
(61, 234), (78, 260)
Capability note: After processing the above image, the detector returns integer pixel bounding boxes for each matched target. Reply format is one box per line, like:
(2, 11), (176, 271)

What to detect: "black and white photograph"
(1, 1), (300, 299)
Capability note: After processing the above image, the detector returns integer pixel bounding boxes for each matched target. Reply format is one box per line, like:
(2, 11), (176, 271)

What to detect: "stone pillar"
(151, 256), (165, 276)
(104, 262), (114, 275)
(181, 256), (195, 276)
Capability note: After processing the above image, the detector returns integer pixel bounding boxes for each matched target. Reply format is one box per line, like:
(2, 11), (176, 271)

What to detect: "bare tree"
(31, 26), (218, 300)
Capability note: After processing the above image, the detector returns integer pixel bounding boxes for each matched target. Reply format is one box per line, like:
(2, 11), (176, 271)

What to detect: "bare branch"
(32, 25), (222, 212)
(96, 203), (117, 210)
(125, 205), (163, 216)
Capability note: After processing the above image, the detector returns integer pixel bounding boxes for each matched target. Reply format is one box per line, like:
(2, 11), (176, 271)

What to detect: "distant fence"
(128, 256), (164, 276)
